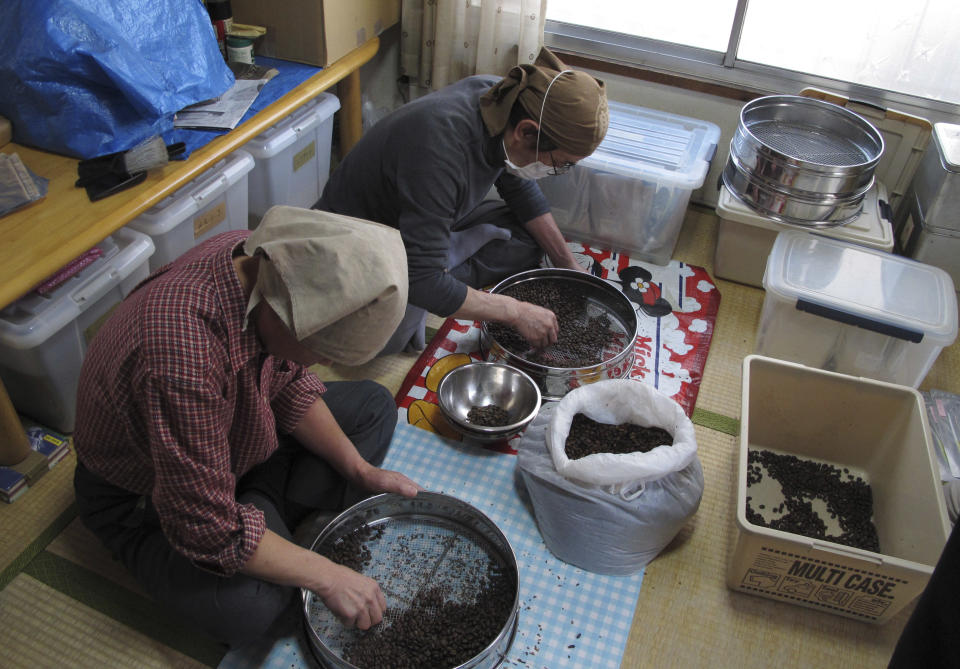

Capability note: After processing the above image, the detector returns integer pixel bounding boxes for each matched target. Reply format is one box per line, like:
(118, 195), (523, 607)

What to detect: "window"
(546, 0), (960, 114)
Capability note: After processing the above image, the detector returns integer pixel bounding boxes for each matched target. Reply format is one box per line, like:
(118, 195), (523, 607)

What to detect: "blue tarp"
(0, 0), (235, 159)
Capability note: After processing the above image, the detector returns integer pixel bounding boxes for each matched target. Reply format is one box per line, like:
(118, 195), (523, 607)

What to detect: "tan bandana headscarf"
(243, 206), (408, 366)
(480, 47), (608, 157)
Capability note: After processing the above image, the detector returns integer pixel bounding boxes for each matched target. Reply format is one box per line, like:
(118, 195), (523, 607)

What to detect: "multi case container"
(715, 181), (894, 287)
(126, 149), (254, 273)
(538, 101), (720, 266)
(243, 92), (340, 228)
(729, 355), (950, 624)
(756, 230), (957, 388)
(0, 229), (155, 433)
(898, 122), (960, 291)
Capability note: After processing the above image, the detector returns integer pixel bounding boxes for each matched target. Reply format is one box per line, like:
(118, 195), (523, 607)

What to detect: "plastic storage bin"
(0, 228), (155, 433)
(756, 230), (957, 387)
(243, 92), (340, 228)
(538, 101), (720, 265)
(729, 355), (950, 624)
(715, 181), (895, 287)
(127, 150), (254, 273)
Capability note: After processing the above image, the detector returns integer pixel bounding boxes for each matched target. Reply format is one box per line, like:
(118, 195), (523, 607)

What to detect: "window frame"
(544, 14), (960, 123)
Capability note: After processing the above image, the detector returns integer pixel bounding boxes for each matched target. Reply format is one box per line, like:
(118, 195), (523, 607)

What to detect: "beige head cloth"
(244, 206), (408, 366)
(480, 47), (608, 157)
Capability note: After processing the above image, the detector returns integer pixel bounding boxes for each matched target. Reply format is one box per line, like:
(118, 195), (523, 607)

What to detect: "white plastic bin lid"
(578, 101), (721, 188)
(718, 181), (894, 251)
(244, 92), (341, 159)
(128, 150), (255, 235)
(933, 122), (960, 172)
(764, 230), (958, 346)
(0, 228), (155, 349)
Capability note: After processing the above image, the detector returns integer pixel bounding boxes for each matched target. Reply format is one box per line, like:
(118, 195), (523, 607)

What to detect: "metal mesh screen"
(749, 120), (869, 166)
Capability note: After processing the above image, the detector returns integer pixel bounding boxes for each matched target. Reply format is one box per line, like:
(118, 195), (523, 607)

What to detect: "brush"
(76, 137), (186, 201)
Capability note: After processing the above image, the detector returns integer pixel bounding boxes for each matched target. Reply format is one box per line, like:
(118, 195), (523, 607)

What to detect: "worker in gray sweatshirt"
(316, 47), (608, 354)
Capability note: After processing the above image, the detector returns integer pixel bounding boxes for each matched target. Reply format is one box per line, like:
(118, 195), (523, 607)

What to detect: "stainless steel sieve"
(480, 268), (639, 401)
(723, 95), (884, 226)
(302, 492), (519, 669)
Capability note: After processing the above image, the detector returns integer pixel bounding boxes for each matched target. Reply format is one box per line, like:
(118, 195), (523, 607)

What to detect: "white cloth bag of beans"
(516, 380), (704, 574)
(547, 379), (698, 496)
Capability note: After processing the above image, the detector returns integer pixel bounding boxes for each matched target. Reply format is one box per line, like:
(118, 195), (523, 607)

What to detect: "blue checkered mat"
(219, 422), (643, 669)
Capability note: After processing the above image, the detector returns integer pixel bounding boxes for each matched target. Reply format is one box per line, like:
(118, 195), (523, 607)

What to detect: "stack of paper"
(923, 389), (960, 481)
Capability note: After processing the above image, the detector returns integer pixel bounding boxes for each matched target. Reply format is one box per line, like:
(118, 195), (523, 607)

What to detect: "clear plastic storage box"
(538, 101), (720, 265)
(729, 355), (950, 624)
(0, 228), (155, 433)
(715, 181), (894, 288)
(243, 92), (340, 228)
(756, 230), (958, 387)
(126, 149), (254, 273)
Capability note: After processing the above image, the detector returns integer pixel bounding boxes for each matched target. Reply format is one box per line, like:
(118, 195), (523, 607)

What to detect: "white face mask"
(502, 69), (573, 181)
(503, 141), (553, 180)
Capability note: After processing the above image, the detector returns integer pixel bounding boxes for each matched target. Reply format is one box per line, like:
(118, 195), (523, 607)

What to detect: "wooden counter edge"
(0, 37), (379, 311)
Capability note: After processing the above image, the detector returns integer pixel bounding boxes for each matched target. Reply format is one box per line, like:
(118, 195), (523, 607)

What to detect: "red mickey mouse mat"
(395, 242), (721, 451)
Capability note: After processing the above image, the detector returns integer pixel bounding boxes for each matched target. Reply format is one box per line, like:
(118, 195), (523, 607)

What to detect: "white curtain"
(400, 0), (547, 94)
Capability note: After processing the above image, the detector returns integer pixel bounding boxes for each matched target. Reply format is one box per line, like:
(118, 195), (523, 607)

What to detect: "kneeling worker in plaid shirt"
(72, 206), (421, 647)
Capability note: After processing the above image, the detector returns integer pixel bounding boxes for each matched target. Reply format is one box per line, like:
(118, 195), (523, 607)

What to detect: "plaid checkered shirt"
(74, 231), (326, 575)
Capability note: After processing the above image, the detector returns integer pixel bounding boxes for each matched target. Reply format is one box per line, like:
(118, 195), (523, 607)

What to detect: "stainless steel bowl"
(302, 492), (520, 669)
(436, 362), (541, 442)
(723, 95), (884, 226)
(481, 268), (639, 401)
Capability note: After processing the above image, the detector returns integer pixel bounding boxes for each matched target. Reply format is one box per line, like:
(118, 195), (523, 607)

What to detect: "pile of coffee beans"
(342, 564), (515, 668)
(564, 412), (674, 460)
(467, 404), (511, 427)
(318, 524), (385, 573)
(487, 279), (619, 368)
(746, 449), (880, 553)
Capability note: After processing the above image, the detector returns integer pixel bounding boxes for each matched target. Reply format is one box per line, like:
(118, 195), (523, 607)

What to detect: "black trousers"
(73, 380), (396, 648)
(888, 519), (960, 667)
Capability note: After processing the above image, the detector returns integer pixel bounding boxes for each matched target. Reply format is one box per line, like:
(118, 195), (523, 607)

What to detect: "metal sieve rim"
(738, 95), (884, 170)
(301, 492), (520, 669)
(481, 268), (639, 373)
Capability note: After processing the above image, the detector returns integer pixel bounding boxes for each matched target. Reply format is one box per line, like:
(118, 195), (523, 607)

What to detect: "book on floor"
(0, 466), (27, 503)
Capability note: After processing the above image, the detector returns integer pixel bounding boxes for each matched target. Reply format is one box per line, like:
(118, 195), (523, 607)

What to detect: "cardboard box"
(729, 355), (951, 624)
(230, 0), (400, 66)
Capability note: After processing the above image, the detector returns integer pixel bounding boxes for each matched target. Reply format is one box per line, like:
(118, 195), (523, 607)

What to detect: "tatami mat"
(0, 574), (209, 669)
(620, 426), (912, 669)
(3, 207), (958, 669)
(0, 449), (77, 585)
(921, 337), (960, 396)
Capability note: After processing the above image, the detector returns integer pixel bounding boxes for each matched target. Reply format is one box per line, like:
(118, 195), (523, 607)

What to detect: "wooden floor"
(1, 204), (957, 668)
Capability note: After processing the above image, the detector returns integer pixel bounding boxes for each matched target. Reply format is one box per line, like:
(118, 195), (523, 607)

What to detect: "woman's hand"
(241, 530), (388, 631)
(512, 300), (559, 349)
(553, 256), (588, 273)
(354, 464), (421, 498)
(311, 560), (387, 630)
